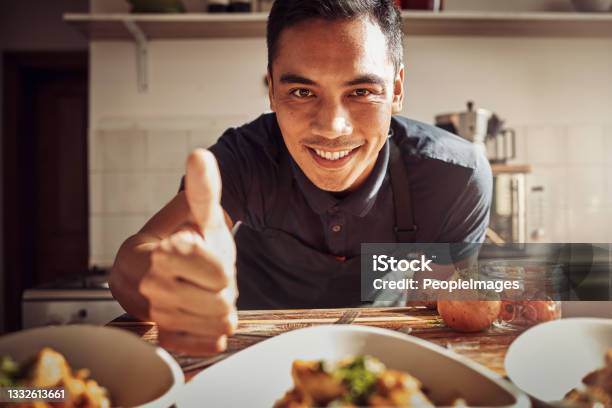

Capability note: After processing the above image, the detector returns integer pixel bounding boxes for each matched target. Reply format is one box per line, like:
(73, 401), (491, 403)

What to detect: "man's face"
(268, 17), (404, 192)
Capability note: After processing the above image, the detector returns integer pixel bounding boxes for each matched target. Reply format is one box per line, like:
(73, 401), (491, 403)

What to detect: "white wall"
(444, 0), (574, 11)
(0, 0), (88, 332)
(89, 0), (612, 265)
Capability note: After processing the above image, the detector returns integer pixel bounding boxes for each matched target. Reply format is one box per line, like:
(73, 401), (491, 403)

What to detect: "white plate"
(505, 318), (612, 404)
(0, 325), (184, 408)
(177, 325), (529, 407)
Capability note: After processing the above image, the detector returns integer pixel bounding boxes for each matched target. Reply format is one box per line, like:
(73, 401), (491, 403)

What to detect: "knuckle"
(218, 318), (233, 335)
(151, 309), (176, 331)
(170, 231), (196, 255)
(219, 312), (237, 335)
(221, 287), (238, 309)
(191, 340), (224, 356)
(214, 293), (232, 315)
(213, 335), (228, 353)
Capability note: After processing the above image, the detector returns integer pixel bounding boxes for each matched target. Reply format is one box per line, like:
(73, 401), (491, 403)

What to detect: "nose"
(311, 99), (353, 139)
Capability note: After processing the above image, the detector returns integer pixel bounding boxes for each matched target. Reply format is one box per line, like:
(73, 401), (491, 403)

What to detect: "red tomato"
(521, 300), (560, 323)
(499, 301), (517, 322)
(437, 300), (501, 332)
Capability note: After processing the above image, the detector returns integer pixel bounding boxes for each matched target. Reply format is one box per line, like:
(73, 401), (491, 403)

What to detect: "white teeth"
(313, 148), (352, 161)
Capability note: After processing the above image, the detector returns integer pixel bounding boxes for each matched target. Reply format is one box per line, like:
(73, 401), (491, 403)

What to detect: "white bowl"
(571, 0), (612, 11)
(505, 318), (612, 405)
(0, 325), (184, 408)
(178, 325), (529, 407)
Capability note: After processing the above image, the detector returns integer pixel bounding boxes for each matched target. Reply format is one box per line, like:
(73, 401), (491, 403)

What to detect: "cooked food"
(437, 299), (501, 332)
(1, 347), (111, 408)
(1, 354), (19, 386)
(274, 355), (439, 407)
(564, 348), (612, 408)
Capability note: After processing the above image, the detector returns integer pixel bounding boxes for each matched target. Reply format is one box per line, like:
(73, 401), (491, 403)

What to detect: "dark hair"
(267, 0), (403, 74)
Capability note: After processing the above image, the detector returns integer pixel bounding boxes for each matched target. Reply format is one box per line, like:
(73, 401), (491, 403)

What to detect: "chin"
(311, 174), (353, 192)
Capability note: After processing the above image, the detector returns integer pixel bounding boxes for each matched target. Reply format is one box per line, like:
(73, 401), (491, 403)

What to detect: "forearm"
(110, 233), (160, 321)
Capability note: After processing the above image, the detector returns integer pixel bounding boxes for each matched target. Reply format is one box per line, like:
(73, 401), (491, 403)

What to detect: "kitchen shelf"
(64, 11), (612, 40)
(66, 11), (612, 92)
(491, 164), (532, 174)
(64, 12), (268, 39)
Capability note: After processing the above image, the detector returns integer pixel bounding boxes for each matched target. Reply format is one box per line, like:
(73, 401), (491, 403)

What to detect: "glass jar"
(479, 260), (565, 329)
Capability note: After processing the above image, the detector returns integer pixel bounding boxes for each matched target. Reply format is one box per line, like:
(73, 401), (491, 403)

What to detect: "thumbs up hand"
(139, 149), (238, 356)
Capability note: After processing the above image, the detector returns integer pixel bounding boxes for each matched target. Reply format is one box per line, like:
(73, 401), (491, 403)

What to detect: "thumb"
(184, 149), (224, 233)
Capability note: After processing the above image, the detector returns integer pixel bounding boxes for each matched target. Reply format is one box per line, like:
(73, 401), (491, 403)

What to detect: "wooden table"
(109, 307), (524, 381)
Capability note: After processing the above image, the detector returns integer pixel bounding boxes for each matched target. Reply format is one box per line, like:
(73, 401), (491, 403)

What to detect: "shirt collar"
(290, 136), (391, 217)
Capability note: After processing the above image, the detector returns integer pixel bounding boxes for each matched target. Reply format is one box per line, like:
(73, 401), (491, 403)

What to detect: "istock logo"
(372, 254), (433, 273)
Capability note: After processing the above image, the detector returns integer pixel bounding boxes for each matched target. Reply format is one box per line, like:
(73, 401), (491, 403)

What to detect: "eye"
(351, 89), (372, 97)
(291, 88), (314, 98)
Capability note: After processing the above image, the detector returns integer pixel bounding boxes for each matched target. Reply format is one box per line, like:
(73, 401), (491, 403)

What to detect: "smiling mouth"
(305, 145), (362, 169)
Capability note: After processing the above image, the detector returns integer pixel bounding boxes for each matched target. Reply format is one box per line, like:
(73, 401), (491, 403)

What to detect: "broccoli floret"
(332, 356), (384, 405)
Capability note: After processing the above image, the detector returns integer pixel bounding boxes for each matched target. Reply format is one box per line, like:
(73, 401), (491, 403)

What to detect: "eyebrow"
(278, 73), (387, 88)
(279, 73), (317, 85)
(344, 74), (387, 88)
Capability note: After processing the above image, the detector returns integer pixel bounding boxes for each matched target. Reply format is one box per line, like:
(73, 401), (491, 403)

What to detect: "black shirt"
(206, 113), (492, 260)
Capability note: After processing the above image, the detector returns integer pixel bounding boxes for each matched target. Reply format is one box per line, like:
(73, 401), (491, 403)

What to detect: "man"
(110, 0), (492, 356)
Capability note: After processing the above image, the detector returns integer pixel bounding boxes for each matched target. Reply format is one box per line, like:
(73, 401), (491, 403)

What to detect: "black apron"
(235, 133), (418, 309)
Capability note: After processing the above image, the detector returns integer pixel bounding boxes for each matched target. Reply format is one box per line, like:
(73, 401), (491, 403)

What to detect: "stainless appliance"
(21, 272), (125, 329)
(435, 101), (516, 163)
(489, 167), (529, 244)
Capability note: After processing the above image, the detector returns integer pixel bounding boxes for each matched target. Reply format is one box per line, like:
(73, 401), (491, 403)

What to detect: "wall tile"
(90, 214), (148, 267)
(527, 204), (567, 243)
(506, 126), (527, 164)
(604, 125), (612, 167)
(89, 216), (104, 262)
(90, 173), (103, 215)
(149, 172), (183, 213)
(526, 166), (569, 209)
(188, 129), (222, 152)
(567, 124), (604, 165)
(96, 215), (148, 267)
(525, 125), (567, 165)
(605, 166), (612, 205)
(215, 115), (252, 130)
(106, 215), (148, 258)
(567, 166), (606, 209)
(566, 206), (609, 243)
(607, 208), (612, 242)
(147, 130), (189, 171)
(99, 129), (147, 171)
(90, 130), (103, 172)
(102, 173), (151, 214)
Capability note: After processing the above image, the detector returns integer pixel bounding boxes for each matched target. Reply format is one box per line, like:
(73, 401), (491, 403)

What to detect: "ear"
(266, 71), (276, 112)
(391, 64), (404, 114)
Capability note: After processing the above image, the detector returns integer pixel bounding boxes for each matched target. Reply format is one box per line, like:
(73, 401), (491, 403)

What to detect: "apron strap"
(389, 139), (418, 242)
(266, 145), (293, 228)
(268, 136), (418, 244)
